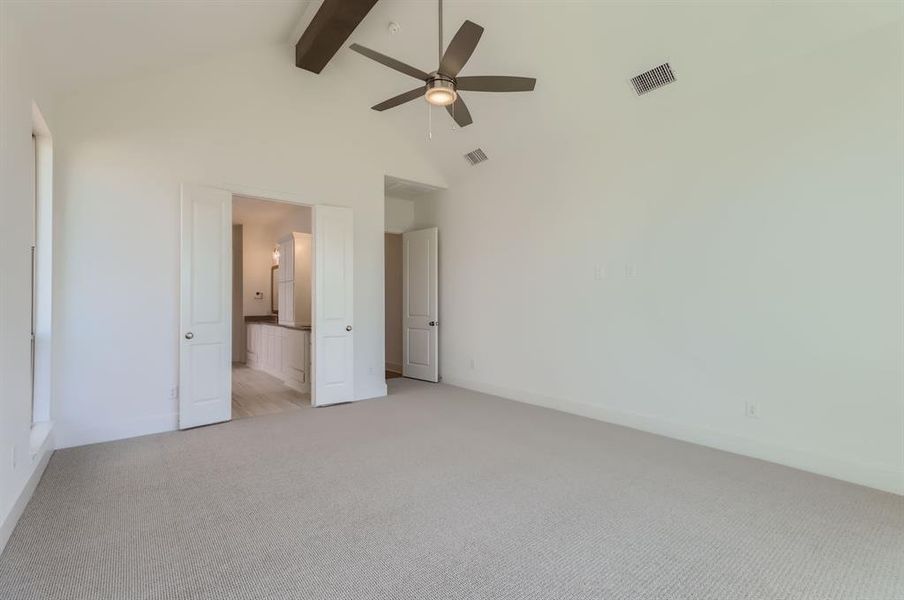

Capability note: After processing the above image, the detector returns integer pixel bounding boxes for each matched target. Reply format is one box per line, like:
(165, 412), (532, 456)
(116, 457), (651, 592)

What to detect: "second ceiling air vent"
(630, 63), (676, 95)
(464, 148), (488, 166)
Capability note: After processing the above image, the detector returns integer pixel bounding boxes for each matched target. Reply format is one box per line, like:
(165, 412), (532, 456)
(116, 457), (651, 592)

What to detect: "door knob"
(346, 325), (352, 332)
(184, 332), (194, 340)
(429, 321), (437, 327)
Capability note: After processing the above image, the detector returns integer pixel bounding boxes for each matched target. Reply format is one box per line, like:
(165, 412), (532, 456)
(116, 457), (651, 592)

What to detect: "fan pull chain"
(426, 101), (433, 141)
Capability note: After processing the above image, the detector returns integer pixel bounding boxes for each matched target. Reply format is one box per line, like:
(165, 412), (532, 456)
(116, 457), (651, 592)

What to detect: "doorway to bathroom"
(231, 195), (312, 419)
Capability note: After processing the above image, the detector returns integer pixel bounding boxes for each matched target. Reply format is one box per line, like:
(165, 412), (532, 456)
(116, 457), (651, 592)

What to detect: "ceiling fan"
(349, 0), (536, 128)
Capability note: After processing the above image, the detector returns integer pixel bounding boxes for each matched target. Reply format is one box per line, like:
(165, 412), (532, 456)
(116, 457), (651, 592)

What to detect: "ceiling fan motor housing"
(425, 73), (457, 106)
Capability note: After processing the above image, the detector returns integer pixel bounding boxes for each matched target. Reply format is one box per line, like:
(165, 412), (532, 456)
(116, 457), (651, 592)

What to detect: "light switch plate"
(745, 401), (760, 419)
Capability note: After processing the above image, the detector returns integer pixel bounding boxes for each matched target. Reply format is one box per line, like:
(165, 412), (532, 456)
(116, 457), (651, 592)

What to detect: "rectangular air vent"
(464, 148), (488, 166)
(630, 63), (676, 95)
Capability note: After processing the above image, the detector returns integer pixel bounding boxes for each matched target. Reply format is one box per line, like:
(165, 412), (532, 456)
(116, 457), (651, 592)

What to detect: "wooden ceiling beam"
(295, 0), (379, 74)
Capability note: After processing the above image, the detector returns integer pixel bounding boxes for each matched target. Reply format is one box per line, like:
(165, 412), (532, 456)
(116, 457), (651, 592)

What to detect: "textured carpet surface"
(1, 379), (902, 599)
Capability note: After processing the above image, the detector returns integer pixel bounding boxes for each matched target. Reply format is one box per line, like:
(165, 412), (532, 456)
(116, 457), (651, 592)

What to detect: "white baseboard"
(442, 376), (903, 496)
(0, 427), (54, 555)
(55, 411), (178, 449)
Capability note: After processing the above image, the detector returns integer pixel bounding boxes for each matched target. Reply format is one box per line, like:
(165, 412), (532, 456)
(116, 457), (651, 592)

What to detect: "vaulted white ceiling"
(8, 0), (902, 186)
(340, 1), (901, 183)
(5, 0), (308, 93)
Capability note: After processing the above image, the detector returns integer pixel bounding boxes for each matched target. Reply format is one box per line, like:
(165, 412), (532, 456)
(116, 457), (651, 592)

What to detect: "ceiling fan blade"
(371, 87), (426, 111)
(446, 95), (473, 128)
(349, 43), (430, 81)
(456, 76), (537, 92)
(439, 20), (484, 77)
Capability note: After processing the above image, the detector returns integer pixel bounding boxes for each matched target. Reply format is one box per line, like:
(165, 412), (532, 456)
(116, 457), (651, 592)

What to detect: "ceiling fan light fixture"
(349, 1), (536, 128)
(425, 78), (457, 106)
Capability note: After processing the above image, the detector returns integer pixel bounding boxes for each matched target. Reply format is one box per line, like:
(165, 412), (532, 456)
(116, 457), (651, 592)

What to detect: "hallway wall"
(384, 233), (403, 374)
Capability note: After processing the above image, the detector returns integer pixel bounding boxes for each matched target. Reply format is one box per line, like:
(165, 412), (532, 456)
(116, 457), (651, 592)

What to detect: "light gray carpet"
(1, 379), (902, 599)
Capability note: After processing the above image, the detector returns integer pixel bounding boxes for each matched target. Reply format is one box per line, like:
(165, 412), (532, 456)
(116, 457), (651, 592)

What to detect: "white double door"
(179, 185), (354, 429)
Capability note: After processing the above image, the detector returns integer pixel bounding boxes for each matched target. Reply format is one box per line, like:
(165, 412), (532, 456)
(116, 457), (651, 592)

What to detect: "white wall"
(51, 43), (444, 448)
(271, 206), (312, 240)
(384, 196), (415, 234)
(241, 222), (277, 317)
(0, 4), (57, 550)
(412, 195), (438, 231)
(384, 233), (403, 373)
(433, 24), (904, 494)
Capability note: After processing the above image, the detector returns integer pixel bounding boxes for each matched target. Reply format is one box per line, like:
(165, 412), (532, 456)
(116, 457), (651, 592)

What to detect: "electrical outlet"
(469, 358), (476, 370)
(11, 445), (16, 470)
(169, 386), (179, 400)
(745, 401), (760, 419)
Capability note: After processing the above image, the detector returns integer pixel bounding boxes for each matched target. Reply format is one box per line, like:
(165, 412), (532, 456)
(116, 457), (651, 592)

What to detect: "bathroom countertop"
(244, 316), (311, 331)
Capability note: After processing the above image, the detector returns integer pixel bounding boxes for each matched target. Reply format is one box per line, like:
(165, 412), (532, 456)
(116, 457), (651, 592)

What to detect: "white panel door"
(313, 205), (354, 406)
(403, 227), (438, 382)
(179, 184), (231, 429)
